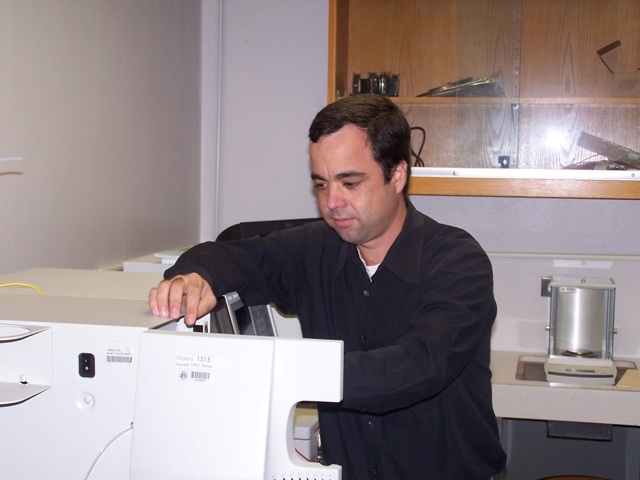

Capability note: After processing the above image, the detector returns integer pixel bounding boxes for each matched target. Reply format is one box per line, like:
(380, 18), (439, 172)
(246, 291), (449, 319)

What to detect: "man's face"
(310, 125), (407, 252)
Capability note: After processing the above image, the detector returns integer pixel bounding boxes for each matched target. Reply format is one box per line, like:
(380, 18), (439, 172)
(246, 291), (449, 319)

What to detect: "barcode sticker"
(191, 371), (211, 381)
(175, 353), (227, 383)
(105, 347), (133, 364)
(107, 355), (133, 363)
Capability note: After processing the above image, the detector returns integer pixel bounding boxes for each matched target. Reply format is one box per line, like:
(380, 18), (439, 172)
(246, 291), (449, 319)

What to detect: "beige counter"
(0, 267), (163, 300)
(491, 350), (640, 426)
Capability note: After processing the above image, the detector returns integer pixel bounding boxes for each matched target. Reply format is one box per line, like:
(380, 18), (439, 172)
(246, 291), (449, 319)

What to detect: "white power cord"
(83, 423), (133, 480)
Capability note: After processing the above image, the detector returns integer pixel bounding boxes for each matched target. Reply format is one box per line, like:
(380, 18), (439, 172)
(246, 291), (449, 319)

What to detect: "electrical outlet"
(498, 155), (510, 168)
(79, 353), (95, 378)
(541, 277), (551, 297)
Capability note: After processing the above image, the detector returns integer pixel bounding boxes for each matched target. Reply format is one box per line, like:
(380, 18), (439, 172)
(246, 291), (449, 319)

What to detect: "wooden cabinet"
(328, 0), (640, 198)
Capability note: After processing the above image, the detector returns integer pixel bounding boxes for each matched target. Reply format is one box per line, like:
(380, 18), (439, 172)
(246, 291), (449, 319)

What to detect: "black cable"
(410, 126), (426, 167)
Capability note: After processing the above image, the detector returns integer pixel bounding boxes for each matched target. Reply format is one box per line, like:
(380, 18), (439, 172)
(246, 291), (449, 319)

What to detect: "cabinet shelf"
(341, 96), (640, 106)
(400, 97), (640, 106)
(407, 176), (640, 199)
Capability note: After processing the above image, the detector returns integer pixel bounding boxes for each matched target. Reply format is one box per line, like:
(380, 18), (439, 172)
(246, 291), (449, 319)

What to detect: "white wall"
(200, 0), (221, 242)
(0, 0), (202, 275)
(411, 196), (640, 256)
(212, 0), (328, 237)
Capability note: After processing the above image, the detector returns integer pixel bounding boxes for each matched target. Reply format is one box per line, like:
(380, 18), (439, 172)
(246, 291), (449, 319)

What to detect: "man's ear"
(392, 160), (408, 194)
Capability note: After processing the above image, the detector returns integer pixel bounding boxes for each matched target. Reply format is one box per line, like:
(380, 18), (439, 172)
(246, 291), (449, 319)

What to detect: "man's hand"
(149, 273), (216, 327)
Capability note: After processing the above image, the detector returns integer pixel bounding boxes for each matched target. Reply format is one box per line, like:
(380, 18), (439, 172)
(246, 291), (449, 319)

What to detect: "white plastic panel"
(0, 324), (52, 405)
(130, 330), (343, 480)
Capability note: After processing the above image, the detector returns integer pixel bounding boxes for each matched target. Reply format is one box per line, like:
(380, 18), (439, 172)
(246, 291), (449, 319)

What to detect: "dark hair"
(308, 95), (412, 194)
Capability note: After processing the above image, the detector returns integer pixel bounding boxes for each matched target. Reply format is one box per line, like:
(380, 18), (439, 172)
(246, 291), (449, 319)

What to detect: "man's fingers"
(183, 274), (216, 326)
(148, 287), (160, 316)
(168, 278), (188, 319)
(195, 281), (216, 322)
(149, 279), (179, 317)
(149, 274), (217, 326)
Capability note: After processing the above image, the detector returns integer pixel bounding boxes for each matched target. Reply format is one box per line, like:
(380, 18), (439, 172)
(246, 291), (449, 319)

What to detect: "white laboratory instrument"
(0, 294), (171, 480)
(0, 276), (343, 479)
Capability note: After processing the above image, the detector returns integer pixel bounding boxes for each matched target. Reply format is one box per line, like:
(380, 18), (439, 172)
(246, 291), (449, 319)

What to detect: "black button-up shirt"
(166, 200), (506, 479)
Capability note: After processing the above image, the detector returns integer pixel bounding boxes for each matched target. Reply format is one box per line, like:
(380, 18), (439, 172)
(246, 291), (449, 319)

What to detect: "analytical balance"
(544, 276), (618, 385)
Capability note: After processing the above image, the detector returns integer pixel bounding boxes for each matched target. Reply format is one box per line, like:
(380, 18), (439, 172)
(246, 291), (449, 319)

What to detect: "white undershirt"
(357, 247), (380, 280)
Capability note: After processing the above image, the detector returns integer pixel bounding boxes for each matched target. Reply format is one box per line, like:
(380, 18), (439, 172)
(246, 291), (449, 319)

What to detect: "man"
(149, 95), (506, 479)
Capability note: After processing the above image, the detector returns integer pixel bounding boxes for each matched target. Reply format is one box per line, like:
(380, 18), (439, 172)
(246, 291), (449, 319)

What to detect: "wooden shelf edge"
(407, 177), (640, 199)
(337, 96), (640, 105)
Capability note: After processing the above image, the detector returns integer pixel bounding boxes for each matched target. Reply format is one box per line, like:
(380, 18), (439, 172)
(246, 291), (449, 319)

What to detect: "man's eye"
(314, 183), (327, 190)
(344, 182), (359, 189)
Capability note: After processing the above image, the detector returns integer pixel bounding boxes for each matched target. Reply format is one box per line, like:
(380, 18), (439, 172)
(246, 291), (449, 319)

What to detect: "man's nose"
(326, 185), (346, 210)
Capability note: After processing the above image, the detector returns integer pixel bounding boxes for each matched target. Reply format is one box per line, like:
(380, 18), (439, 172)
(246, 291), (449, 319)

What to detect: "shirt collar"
(334, 199), (425, 284)
(381, 199), (424, 284)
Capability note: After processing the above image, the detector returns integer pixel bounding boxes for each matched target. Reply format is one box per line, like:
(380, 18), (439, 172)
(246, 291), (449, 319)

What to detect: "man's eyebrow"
(335, 171), (366, 181)
(311, 171), (366, 181)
